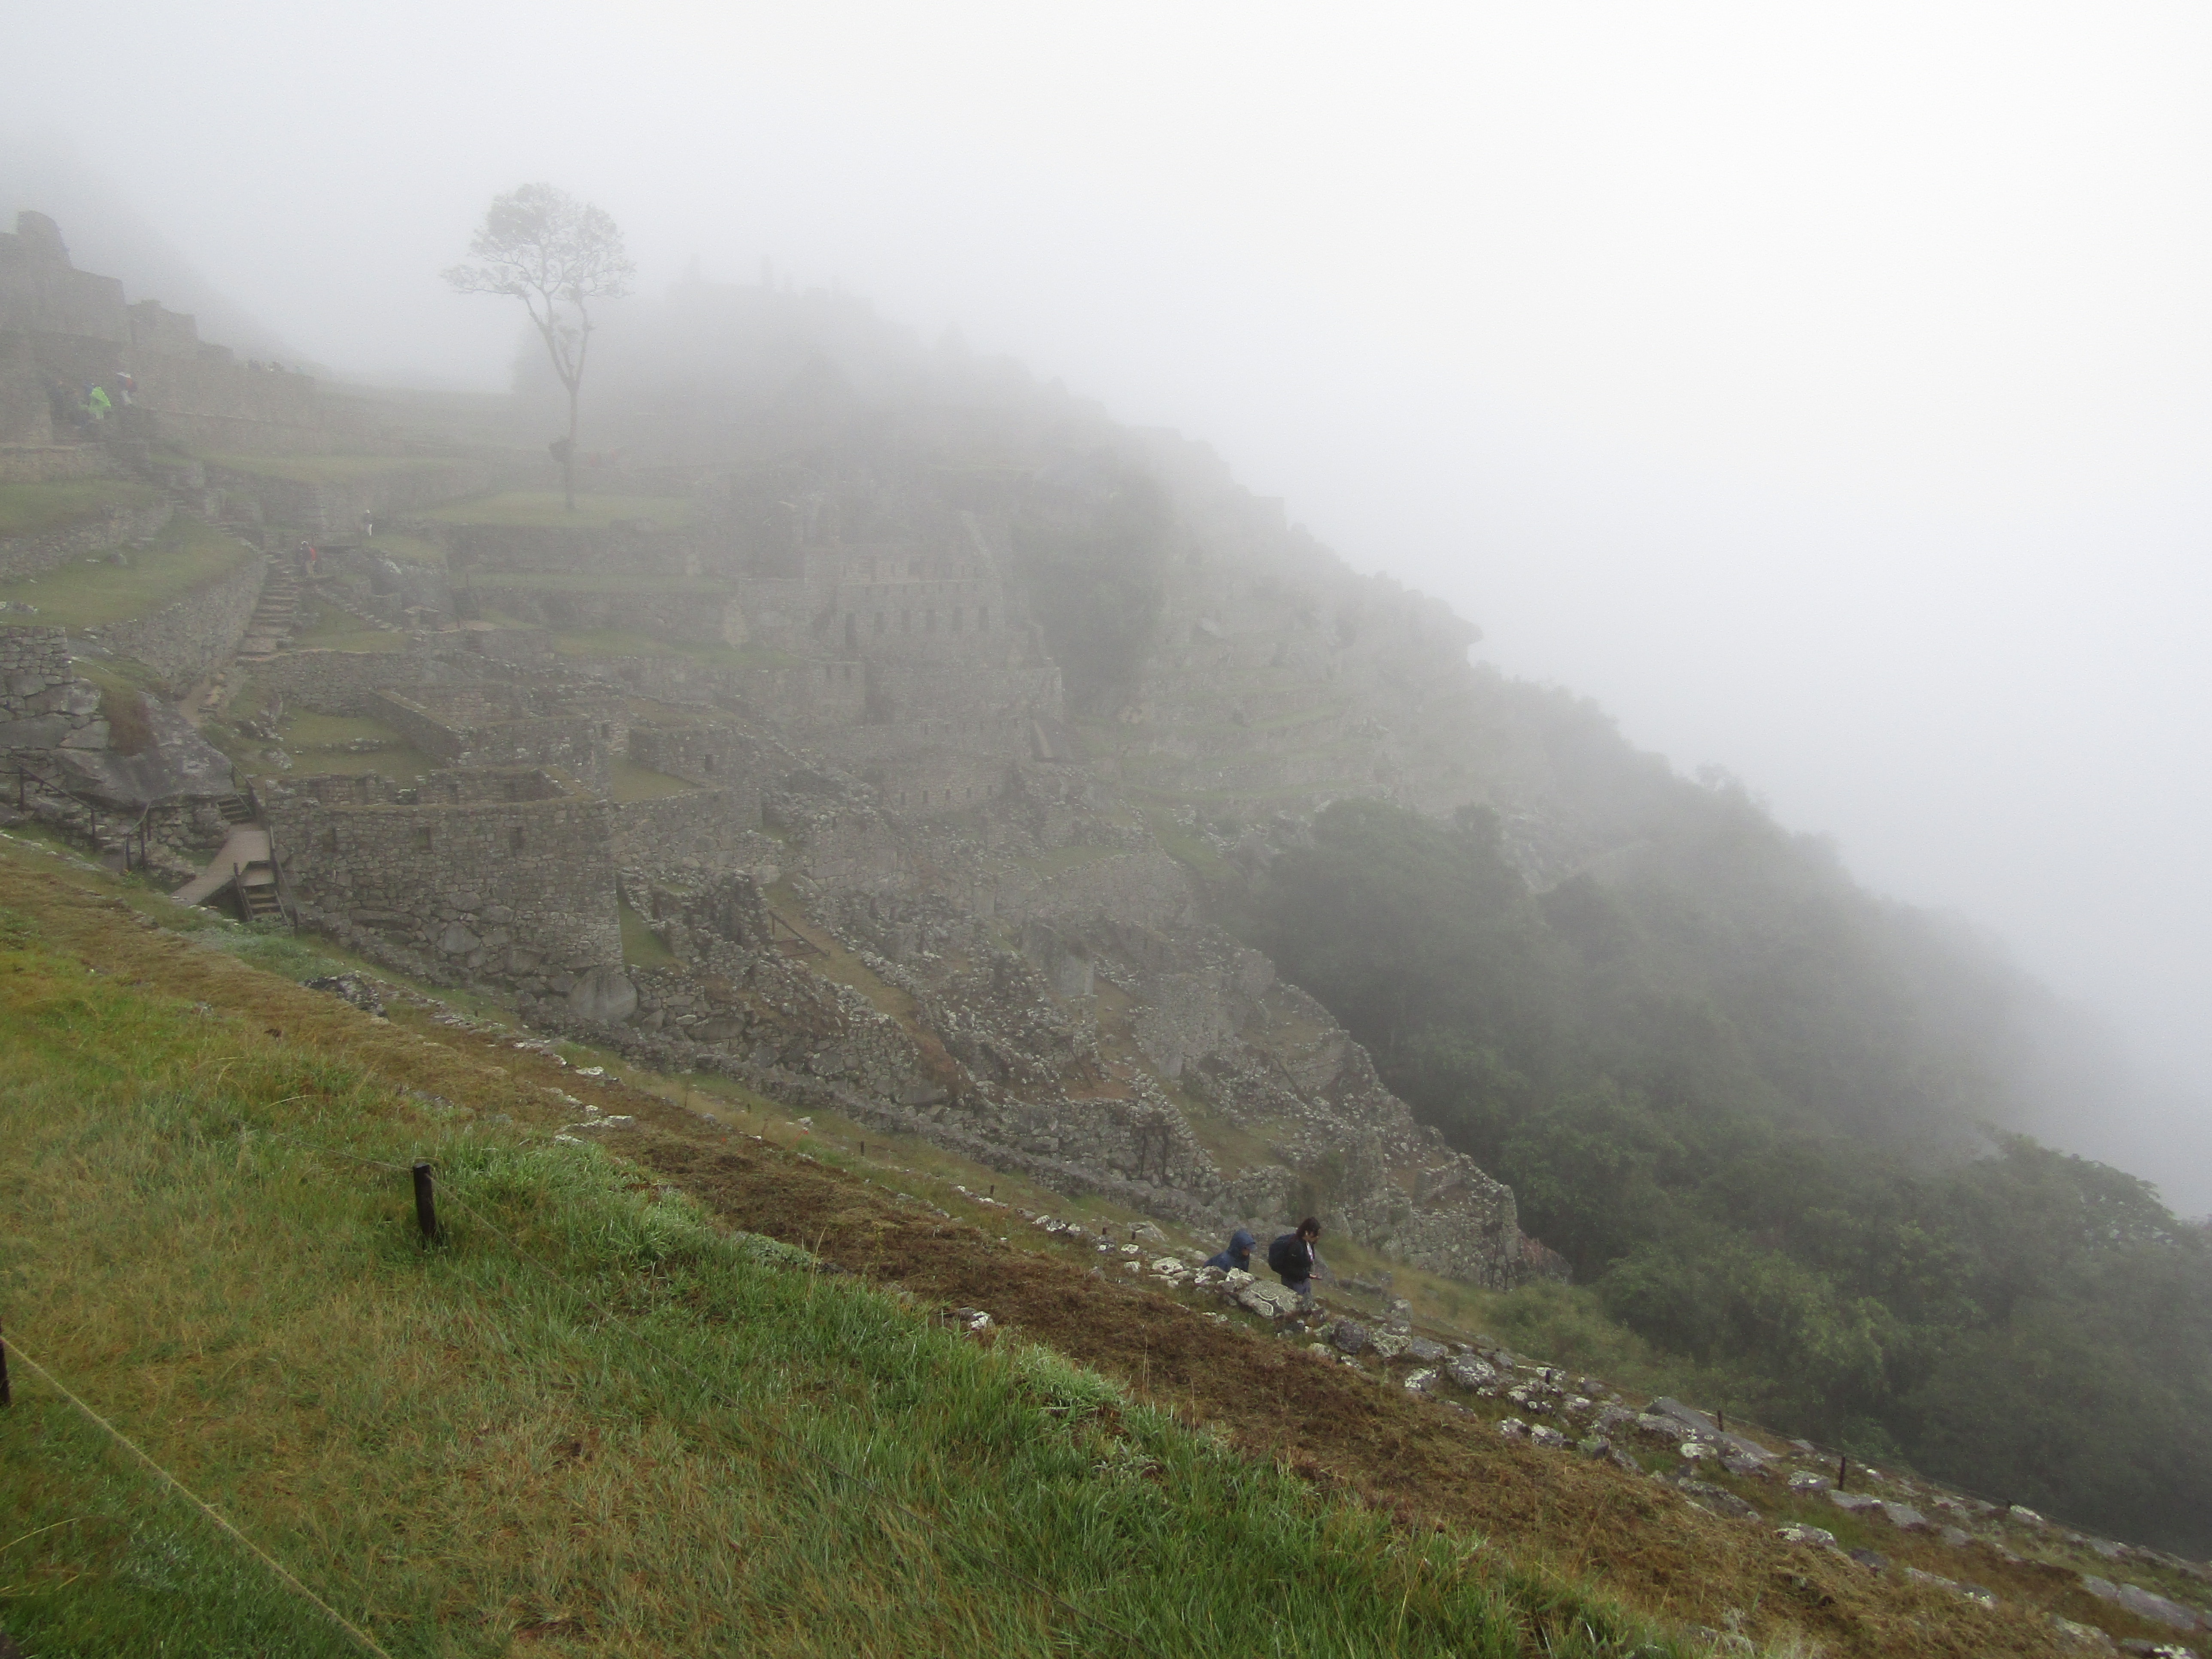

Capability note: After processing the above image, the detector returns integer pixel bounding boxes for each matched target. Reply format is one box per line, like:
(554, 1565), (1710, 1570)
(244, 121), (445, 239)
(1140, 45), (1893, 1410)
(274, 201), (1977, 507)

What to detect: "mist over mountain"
(0, 140), (304, 367)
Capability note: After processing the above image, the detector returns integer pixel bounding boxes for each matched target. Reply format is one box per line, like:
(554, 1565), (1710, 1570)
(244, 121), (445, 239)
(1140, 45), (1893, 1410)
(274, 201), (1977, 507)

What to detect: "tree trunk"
(564, 381), (580, 512)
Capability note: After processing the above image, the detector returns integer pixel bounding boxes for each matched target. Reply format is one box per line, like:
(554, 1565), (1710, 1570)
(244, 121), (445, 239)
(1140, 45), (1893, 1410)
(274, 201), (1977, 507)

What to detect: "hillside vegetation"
(0, 840), (1677, 1659)
(1234, 794), (2212, 1554)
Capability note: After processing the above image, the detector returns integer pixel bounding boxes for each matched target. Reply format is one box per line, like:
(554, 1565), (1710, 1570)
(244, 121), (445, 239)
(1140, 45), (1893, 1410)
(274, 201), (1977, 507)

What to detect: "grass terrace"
(458, 571), (729, 594)
(428, 492), (699, 530)
(0, 515), (252, 629)
(547, 628), (800, 670)
(203, 453), (468, 486)
(293, 599), (408, 653)
(0, 476), (166, 538)
(610, 758), (696, 802)
(0, 854), (1656, 1659)
(362, 531), (448, 568)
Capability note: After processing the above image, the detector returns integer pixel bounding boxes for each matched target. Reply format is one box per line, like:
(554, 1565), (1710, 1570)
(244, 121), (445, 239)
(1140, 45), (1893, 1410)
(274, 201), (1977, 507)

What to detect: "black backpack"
(1267, 1232), (1299, 1276)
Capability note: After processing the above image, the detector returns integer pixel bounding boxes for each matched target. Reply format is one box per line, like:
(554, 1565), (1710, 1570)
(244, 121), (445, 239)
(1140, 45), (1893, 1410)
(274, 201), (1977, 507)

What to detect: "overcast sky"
(9, 1), (2210, 1204)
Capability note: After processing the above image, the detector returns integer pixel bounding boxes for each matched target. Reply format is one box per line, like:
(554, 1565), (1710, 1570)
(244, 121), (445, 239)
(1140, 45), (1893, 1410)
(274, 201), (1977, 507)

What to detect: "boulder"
(567, 966), (638, 1024)
(1235, 1280), (1301, 1319)
(2115, 1584), (2203, 1632)
(1828, 1490), (1884, 1514)
(1674, 1479), (1761, 1522)
(1777, 1523), (1840, 1550)
(2049, 1615), (2115, 1649)
(1330, 1319), (1370, 1355)
(1446, 1355), (1496, 1390)
(304, 974), (384, 1017)
(1883, 1503), (1931, 1531)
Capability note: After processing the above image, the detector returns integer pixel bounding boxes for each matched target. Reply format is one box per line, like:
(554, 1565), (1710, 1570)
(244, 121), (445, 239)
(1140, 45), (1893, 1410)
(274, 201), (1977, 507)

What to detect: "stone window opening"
(510, 826), (526, 853)
(415, 826), (433, 852)
(599, 722), (611, 739)
(704, 753), (716, 775)
(951, 608), (963, 633)
(319, 828), (338, 854)
(977, 605), (989, 631)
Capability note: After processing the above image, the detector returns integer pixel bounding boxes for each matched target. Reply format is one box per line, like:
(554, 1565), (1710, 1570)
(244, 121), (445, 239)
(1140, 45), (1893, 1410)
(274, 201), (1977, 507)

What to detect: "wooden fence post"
(412, 1162), (439, 1241)
(0, 1315), (11, 1407)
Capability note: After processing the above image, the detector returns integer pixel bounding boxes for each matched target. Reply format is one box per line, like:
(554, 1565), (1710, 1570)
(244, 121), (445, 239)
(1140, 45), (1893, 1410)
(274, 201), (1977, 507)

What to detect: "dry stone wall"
(208, 458), (493, 534)
(267, 768), (620, 986)
(608, 789), (772, 879)
(97, 550), (264, 694)
(0, 625), (105, 750)
(0, 500), (172, 581)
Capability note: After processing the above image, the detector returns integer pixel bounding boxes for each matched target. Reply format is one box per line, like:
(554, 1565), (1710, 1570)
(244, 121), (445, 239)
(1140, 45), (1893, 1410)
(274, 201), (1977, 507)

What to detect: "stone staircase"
(236, 562), (303, 663)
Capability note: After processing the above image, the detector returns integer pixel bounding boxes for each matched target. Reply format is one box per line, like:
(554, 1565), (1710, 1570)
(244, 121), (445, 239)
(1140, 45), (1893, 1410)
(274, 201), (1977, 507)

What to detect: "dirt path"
(0, 856), (2081, 1657)
(628, 1128), (2077, 1658)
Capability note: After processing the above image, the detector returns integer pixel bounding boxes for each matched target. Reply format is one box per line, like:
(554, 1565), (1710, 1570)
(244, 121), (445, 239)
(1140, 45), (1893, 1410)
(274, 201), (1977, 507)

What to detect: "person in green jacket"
(86, 383), (112, 422)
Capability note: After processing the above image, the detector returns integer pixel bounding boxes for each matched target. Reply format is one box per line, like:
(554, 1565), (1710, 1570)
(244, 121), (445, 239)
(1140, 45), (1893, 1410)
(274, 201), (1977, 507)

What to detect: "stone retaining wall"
(459, 580), (736, 646)
(97, 550), (265, 694)
(0, 443), (114, 484)
(248, 647), (480, 714)
(207, 458), (494, 534)
(0, 500), (172, 580)
(609, 789), (768, 878)
(267, 769), (620, 985)
(0, 623), (104, 750)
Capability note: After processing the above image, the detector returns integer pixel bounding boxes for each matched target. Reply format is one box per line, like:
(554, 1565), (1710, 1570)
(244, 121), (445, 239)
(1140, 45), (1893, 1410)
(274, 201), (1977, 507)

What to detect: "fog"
(9, 2), (2210, 1208)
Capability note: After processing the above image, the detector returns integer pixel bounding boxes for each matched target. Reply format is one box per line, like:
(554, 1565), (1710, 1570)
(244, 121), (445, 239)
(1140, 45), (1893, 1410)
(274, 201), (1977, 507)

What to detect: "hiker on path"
(86, 382), (112, 423)
(1268, 1218), (1322, 1311)
(1204, 1229), (1257, 1274)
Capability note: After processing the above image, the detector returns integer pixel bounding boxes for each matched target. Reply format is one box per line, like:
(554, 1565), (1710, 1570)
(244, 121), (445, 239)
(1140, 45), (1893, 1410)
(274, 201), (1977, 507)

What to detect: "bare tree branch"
(445, 183), (634, 510)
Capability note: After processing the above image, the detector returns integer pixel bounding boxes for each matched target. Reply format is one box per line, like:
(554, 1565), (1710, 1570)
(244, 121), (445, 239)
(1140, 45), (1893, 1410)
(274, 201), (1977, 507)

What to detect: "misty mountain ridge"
(489, 270), (2212, 1549)
(521, 269), (2169, 1182)
(6, 200), (2207, 1560)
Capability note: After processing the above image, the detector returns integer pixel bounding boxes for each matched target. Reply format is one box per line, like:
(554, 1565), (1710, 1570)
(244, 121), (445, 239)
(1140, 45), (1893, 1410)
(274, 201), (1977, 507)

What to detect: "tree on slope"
(445, 183), (635, 511)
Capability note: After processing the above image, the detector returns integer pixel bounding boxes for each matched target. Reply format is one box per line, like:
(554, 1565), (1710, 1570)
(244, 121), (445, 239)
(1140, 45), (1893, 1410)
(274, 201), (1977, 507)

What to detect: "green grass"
(0, 515), (252, 628)
(427, 492), (698, 530)
(295, 601), (407, 652)
(0, 477), (167, 538)
(204, 454), (463, 485)
(364, 532), (447, 568)
(620, 899), (679, 967)
(547, 629), (799, 669)
(610, 759), (696, 802)
(0, 900), (1666, 1659)
(459, 570), (729, 595)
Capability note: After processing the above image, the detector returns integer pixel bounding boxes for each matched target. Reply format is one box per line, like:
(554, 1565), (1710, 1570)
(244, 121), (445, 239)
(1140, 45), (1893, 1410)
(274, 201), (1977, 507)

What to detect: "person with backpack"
(1267, 1218), (1323, 1310)
(1204, 1229), (1257, 1273)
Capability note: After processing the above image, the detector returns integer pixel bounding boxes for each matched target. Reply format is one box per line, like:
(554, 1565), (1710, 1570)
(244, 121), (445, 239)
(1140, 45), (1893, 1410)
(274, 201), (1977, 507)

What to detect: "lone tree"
(444, 183), (634, 511)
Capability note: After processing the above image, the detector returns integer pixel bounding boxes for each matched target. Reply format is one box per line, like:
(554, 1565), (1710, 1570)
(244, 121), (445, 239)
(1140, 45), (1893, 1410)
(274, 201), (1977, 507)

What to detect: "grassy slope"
(0, 516), (250, 628)
(204, 455), (465, 485)
(0, 846), (1669, 1659)
(428, 493), (697, 530)
(0, 478), (166, 538)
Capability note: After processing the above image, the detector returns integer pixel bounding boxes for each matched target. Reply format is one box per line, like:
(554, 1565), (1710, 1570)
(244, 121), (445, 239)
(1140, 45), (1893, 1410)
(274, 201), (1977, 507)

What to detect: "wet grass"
(0, 477), (166, 538)
(0, 854), (1671, 1659)
(205, 453), (465, 484)
(609, 759), (696, 802)
(0, 516), (251, 628)
(427, 492), (697, 530)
